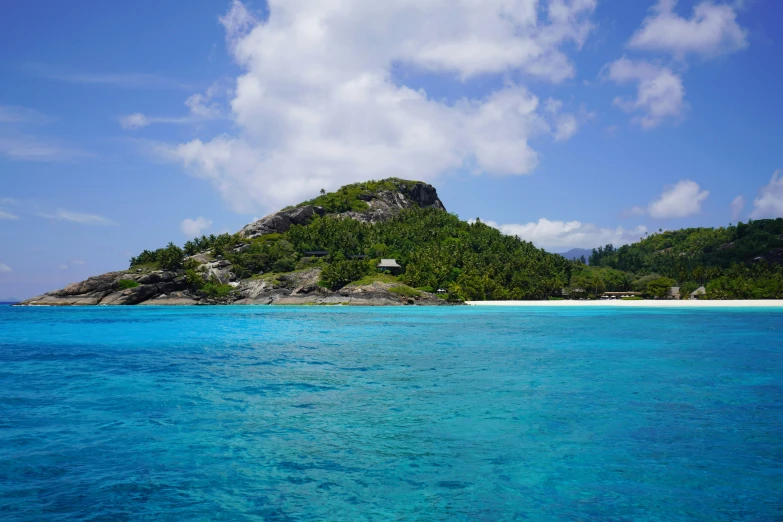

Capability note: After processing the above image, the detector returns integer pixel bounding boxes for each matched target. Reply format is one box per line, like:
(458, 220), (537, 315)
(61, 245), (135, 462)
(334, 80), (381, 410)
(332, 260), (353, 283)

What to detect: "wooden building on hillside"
(377, 259), (402, 275)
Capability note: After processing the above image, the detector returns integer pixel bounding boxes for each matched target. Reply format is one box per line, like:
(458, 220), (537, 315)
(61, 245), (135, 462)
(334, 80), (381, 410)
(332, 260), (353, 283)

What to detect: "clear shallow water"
(1, 305), (782, 521)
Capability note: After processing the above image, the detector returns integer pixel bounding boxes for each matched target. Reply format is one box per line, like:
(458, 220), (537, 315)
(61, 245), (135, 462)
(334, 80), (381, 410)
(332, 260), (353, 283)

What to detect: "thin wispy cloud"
(38, 209), (117, 226)
(120, 84), (226, 129)
(0, 209), (19, 220)
(24, 63), (191, 90)
(119, 113), (193, 129)
(58, 259), (87, 270)
(0, 135), (94, 163)
(0, 105), (89, 163)
(0, 263), (11, 273)
(0, 105), (53, 124)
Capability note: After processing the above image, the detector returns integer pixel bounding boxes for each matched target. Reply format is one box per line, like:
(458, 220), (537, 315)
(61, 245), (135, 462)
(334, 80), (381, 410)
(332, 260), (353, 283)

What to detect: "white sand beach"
(466, 300), (783, 308)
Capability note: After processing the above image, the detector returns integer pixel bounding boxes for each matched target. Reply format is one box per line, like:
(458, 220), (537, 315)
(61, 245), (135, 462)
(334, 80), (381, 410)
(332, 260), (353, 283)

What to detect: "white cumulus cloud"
(159, 0), (595, 213)
(181, 216), (213, 237)
(750, 170), (783, 219)
(647, 179), (709, 218)
(605, 1), (746, 128)
(730, 195), (745, 221)
(478, 218), (648, 251)
(0, 263), (11, 273)
(606, 58), (686, 129)
(628, 0), (747, 59)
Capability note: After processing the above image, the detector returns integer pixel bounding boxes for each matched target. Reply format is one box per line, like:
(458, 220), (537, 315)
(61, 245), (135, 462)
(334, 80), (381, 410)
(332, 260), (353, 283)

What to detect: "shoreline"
(466, 300), (783, 308)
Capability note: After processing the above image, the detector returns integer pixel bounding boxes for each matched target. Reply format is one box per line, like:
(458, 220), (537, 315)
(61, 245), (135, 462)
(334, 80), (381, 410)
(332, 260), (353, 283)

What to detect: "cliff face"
(20, 179), (454, 307)
(338, 183), (445, 224)
(239, 205), (326, 239)
(239, 180), (445, 239)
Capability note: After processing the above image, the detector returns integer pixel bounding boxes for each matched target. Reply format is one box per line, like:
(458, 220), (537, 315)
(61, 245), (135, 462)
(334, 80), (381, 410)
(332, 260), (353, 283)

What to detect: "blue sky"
(1, 0), (781, 299)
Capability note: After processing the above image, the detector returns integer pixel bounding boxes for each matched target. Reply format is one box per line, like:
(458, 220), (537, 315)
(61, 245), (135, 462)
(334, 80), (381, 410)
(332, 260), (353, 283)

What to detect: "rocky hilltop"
(21, 179), (455, 307)
(239, 179), (444, 238)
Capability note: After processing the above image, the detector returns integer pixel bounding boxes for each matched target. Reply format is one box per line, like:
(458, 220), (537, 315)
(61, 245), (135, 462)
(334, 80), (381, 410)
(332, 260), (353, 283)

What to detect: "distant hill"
(557, 248), (592, 262)
(585, 219), (783, 299)
(589, 219), (783, 272)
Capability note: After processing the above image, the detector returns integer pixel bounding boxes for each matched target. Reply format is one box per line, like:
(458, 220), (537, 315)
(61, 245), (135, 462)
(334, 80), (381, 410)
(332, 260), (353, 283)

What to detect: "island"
(20, 178), (783, 306)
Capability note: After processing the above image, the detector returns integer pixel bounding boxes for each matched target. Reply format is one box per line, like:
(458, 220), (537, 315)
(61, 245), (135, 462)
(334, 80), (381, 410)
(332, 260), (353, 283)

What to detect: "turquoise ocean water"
(1, 304), (782, 520)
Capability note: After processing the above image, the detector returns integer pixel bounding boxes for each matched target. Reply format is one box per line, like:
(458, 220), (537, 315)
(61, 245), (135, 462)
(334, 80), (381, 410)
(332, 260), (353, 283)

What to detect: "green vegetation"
(567, 265), (631, 297)
(127, 179), (783, 302)
(587, 218), (783, 299)
(183, 233), (242, 258)
(388, 285), (422, 298)
(298, 178), (425, 213)
(320, 260), (372, 290)
(130, 204), (571, 300)
(589, 219), (783, 275)
(128, 262), (159, 272)
(287, 211), (570, 300)
(706, 263), (783, 299)
(200, 279), (235, 300)
(346, 272), (400, 286)
(184, 269), (205, 289)
(117, 279), (139, 290)
(644, 276), (677, 299)
(130, 242), (185, 270)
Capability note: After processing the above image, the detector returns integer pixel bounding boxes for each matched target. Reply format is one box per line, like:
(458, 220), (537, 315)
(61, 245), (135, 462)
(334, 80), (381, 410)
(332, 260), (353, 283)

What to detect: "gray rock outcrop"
(239, 205), (325, 239)
(21, 270), (188, 306)
(19, 266), (455, 307)
(238, 180), (445, 239)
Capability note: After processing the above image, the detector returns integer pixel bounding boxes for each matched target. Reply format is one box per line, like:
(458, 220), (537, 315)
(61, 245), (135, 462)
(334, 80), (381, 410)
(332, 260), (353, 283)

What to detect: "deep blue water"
(1, 305), (782, 521)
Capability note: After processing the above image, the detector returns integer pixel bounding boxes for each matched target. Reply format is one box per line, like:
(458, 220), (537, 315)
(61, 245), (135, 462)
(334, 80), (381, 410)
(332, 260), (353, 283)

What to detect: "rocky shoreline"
(19, 267), (455, 307)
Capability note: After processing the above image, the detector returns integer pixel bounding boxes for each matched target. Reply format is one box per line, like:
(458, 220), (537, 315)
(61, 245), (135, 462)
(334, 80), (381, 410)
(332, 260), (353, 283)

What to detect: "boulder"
(99, 284), (160, 305)
(203, 261), (234, 284)
(239, 205), (325, 239)
(50, 271), (127, 297)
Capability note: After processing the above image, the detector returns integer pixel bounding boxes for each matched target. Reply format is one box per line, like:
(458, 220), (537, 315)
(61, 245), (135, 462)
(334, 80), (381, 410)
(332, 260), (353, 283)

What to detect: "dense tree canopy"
(286, 209), (571, 299)
(129, 180), (783, 301)
(130, 208), (572, 301)
(586, 218), (783, 299)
